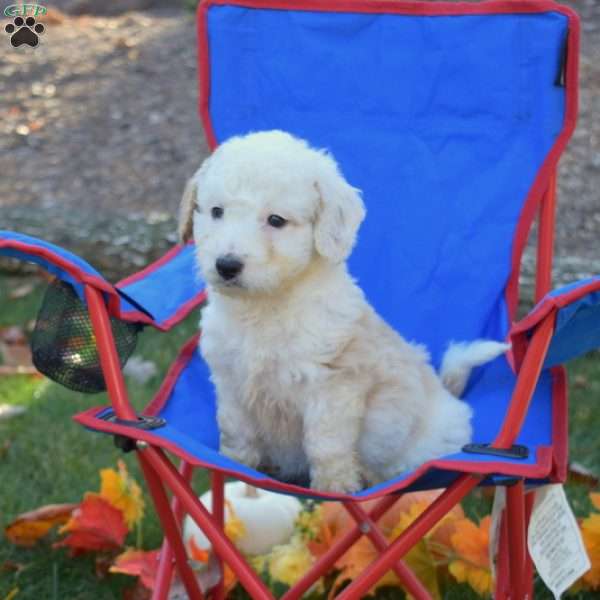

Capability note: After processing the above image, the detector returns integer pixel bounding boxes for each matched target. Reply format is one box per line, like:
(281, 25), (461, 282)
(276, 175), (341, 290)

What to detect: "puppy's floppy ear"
(179, 155), (214, 243)
(178, 176), (198, 243)
(314, 154), (366, 263)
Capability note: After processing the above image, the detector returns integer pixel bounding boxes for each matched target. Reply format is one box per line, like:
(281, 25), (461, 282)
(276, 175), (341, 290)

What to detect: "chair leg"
(138, 453), (205, 600)
(336, 475), (480, 600)
(343, 501), (432, 600)
(142, 446), (275, 599)
(495, 513), (511, 600)
(281, 495), (400, 600)
(506, 481), (527, 600)
(153, 540), (174, 600)
(153, 461), (196, 600)
(523, 491), (535, 600)
(211, 472), (226, 600)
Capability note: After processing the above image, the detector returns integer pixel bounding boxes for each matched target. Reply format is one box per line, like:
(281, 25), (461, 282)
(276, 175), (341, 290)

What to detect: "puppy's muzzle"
(215, 254), (244, 281)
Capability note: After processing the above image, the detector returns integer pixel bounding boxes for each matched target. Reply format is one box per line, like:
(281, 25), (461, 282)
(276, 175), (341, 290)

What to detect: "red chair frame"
(81, 170), (560, 600)
(78, 1), (580, 595)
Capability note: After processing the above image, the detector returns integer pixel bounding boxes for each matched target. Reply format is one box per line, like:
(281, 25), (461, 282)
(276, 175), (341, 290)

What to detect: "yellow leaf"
(224, 500), (246, 543)
(389, 502), (441, 600)
(268, 536), (315, 587)
(404, 539), (441, 600)
(3, 587), (19, 600)
(449, 560), (491, 597)
(581, 513), (600, 589)
(590, 493), (600, 513)
(448, 559), (467, 583)
(99, 460), (144, 529)
(296, 505), (323, 540)
(249, 554), (267, 574)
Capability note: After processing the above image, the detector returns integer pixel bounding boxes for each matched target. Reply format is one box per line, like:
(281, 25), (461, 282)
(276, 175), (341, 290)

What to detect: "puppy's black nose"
(215, 255), (244, 280)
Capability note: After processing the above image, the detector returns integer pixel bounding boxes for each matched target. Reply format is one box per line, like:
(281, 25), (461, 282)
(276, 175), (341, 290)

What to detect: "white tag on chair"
(527, 485), (590, 599)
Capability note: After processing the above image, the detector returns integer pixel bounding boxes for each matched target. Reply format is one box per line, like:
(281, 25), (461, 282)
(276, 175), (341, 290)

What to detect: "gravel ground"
(0, 2), (206, 277)
(0, 0), (598, 286)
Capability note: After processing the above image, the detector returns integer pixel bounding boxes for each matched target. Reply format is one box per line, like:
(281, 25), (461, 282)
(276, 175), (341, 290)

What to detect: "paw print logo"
(5, 16), (45, 47)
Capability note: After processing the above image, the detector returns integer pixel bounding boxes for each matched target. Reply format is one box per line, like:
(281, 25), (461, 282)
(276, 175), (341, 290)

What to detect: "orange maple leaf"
(307, 492), (455, 599)
(327, 527), (441, 599)
(222, 563), (238, 596)
(448, 516), (492, 597)
(309, 491), (446, 557)
(187, 535), (238, 595)
(329, 535), (397, 598)
(55, 493), (128, 555)
(5, 503), (77, 547)
(188, 536), (210, 563)
(309, 491), (462, 564)
(110, 548), (161, 590)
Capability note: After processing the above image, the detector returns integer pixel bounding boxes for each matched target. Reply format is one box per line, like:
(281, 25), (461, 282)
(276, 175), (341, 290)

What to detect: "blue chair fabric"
(0, 0), (588, 499)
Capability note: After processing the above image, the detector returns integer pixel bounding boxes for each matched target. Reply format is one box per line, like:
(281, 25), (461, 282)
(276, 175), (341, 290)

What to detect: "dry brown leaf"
(123, 582), (152, 600)
(0, 326), (32, 368)
(0, 366), (39, 377)
(0, 439), (11, 460)
(574, 374), (590, 389)
(95, 553), (115, 580)
(5, 503), (77, 546)
(43, 7), (68, 25)
(8, 283), (35, 300)
(0, 560), (26, 575)
(568, 462), (600, 488)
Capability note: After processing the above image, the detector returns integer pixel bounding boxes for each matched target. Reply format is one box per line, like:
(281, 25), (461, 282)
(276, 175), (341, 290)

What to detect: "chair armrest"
(510, 275), (600, 369)
(0, 231), (206, 330)
(117, 243), (206, 331)
(0, 229), (127, 315)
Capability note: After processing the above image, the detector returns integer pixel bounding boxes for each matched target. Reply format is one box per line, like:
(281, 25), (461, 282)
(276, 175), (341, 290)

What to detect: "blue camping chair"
(1, 1), (593, 598)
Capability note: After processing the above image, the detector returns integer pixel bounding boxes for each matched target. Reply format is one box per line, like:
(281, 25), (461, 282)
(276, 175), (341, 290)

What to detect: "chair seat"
(75, 334), (566, 501)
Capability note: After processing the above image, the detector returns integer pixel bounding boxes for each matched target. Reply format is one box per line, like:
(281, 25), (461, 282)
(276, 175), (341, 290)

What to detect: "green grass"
(0, 274), (599, 599)
(0, 275), (204, 599)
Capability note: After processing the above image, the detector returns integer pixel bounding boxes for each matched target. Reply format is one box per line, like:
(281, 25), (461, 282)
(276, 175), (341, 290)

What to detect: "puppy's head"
(179, 130), (365, 295)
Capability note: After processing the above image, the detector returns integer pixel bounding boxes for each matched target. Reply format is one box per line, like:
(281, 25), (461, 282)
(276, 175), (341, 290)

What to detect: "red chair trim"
(196, 0), (580, 328)
(74, 405), (556, 500)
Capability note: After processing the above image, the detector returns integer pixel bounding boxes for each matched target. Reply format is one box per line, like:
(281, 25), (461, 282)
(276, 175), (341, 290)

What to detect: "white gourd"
(183, 481), (302, 556)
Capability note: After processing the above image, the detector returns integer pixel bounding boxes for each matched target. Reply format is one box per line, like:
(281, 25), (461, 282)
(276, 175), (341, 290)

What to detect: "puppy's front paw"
(310, 463), (362, 494)
(220, 442), (261, 469)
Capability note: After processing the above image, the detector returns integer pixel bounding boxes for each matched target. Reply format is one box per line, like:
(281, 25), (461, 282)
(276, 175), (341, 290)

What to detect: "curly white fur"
(179, 130), (509, 493)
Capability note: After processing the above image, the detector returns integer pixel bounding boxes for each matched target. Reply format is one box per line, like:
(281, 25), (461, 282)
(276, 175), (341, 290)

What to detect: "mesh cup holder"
(31, 279), (140, 393)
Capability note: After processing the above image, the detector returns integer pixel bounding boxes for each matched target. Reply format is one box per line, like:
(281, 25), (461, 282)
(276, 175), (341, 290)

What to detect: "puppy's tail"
(440, 340), (510, 397)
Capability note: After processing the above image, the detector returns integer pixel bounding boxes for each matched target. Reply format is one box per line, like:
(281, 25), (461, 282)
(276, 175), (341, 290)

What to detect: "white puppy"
(179, 130), (508, 494)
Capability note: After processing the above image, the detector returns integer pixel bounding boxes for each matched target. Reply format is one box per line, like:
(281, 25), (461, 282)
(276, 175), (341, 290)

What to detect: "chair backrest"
(198, 0), (578, 365)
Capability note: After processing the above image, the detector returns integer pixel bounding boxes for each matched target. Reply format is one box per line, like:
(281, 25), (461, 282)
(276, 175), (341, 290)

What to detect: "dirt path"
(1, 0), (598, 286)
(1, 3), (207, 276)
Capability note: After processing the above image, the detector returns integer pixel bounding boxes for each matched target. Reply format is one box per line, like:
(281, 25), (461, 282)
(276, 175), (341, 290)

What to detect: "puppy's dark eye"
(211, 206), (224, 219)
(267, 214), (287, 228)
